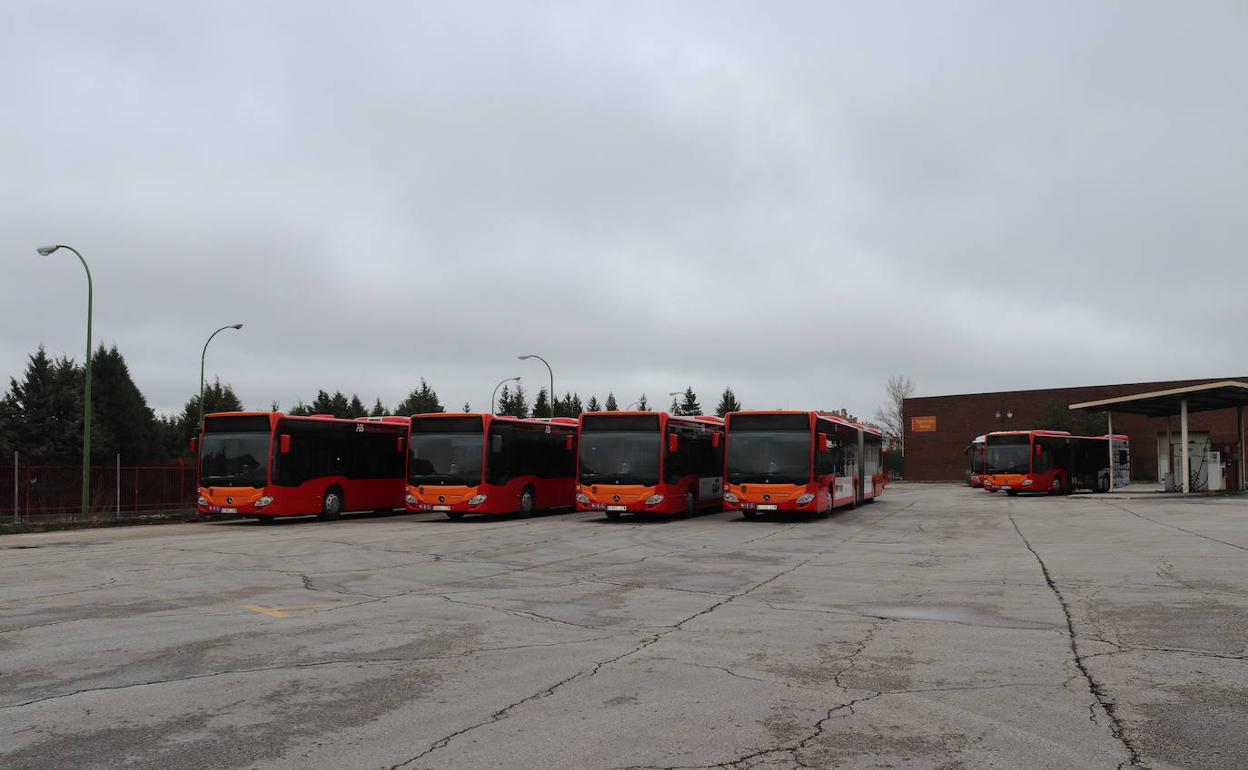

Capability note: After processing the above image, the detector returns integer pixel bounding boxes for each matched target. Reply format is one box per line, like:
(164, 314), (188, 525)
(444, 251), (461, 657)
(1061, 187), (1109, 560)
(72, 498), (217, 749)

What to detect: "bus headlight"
(197, 496), (208, 506)
(1021, 479), (1034, 486)
(723, 492), (738, 503)
(254, 496), (274, 508)
(468, 494), (487, 505)
(576, 493), (590, 504)
(644, 494), (665, 506)
(794, 493), (815, 505)
(405, 494), (418, 504)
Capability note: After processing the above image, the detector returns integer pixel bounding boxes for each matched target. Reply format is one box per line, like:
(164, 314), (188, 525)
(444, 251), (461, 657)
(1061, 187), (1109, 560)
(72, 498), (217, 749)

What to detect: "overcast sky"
(2, 1), (1245, 419)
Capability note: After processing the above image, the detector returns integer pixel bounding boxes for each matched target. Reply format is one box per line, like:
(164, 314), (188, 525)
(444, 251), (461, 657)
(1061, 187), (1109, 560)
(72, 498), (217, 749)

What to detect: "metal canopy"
(1068, 381), (1248, 418)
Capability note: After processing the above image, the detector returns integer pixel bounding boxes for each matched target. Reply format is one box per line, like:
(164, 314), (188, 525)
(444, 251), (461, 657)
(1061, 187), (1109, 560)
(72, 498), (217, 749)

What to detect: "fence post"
(116, 453), (121, 519)
(12, 451), (17, 524)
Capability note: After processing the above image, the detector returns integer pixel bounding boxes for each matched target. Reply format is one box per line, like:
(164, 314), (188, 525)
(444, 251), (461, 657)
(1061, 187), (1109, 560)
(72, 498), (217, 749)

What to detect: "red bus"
(196, 412), (407, 522)
(966, 434), (986, 487)
(405, 413), (578, 519)
(982, 430), (1130, 494)
(722, 411), (886, 520)
(576, 412), (724, 519)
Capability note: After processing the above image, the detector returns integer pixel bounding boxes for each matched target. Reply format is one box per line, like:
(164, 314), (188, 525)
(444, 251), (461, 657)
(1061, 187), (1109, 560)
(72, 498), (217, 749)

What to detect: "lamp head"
(36, 245), (60, 256)
(511, 376), (521, 382)
(518, 355), (532, 361)
(230, 323), (244, 330)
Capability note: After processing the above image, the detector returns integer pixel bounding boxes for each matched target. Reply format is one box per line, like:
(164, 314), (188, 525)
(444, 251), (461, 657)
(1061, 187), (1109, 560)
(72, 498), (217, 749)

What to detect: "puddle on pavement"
(857, 605), (1056, 630)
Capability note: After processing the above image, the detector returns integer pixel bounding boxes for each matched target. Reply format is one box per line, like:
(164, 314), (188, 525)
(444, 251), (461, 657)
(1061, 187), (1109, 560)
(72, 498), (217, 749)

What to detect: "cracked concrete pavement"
(1, 484), (1245, 769)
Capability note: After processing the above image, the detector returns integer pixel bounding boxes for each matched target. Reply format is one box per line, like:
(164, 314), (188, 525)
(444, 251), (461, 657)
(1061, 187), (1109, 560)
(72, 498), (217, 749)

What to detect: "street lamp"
(492, 376), (521, 415)
(199, 323), (245, 430)
(36, 244), (92, 518)
(518, 354), (554, 418)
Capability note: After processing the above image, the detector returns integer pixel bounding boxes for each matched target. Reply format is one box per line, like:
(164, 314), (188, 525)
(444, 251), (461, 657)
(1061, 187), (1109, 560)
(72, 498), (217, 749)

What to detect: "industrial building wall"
(903, 377), (1247, 482)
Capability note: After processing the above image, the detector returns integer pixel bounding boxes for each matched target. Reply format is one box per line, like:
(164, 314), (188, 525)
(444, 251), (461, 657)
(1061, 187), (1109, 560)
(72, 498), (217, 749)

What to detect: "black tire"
(606, 510), (622, 521)
(1006, 489), (1019, 496)
(446, 511), (464, 521)
(743, 509), (758, 521)
(519, 487), (536, 518)
(254, 515), (277, 525)
(1049, 477), (1064, 496)
(318, 487), (344, 521)
(684, 491), (697, 516)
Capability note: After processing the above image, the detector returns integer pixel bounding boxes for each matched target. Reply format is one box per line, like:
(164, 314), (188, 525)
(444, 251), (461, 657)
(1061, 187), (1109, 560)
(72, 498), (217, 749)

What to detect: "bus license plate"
(433, 505), (451, 511)
(221, 507), (237, 514)
(606, 505), (626, 511)
(757, 504), (778, 510)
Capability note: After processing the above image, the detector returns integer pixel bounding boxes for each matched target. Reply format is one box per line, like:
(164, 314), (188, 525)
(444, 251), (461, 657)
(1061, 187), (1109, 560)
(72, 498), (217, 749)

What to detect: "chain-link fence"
(1, 458), (197, 523)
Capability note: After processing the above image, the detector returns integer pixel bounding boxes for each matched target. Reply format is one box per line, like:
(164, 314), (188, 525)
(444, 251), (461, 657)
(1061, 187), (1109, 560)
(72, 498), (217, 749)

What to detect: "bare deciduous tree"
(874, 375), (915, 453)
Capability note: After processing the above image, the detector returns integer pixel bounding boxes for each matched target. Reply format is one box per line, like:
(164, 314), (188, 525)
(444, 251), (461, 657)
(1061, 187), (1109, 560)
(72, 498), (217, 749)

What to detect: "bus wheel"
(743, 510), (757, 521)
(446, 511), (464, 520)
(519, 487), (536, 518)
(254, 515), (277, 525)
(1005, 490), (1019, 496)
(1049, 477), (1063, 495)
(606, 510), (622, 521)
(318, 488), (343, 521)
(685, 491), (697, 516)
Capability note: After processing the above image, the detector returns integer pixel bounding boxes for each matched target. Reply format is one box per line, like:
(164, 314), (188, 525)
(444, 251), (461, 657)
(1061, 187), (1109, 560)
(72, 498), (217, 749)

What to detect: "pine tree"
(89, 344), (159, 462)
(395, 379), (444, 415)
(288, 400), (314, 416)
(568, 392), (583, 416)
(310, 389), (334, 414)
(369, 398), (389, 417)
(328, 391), (350, 417)
(715, 387), (742, 418)
(345, 394), (368, 418)
(501, 383), (530, 418)
(462, 401), (471, 413)
(636, 394), (649, 411)
(586, 396), (602, 413)
(604, 392), (618, 411)
(678, 387), (702, 416)
(495, 385), (512, 416)
(669, 395), (681, 415)
(3, 347), (83, 463)
(533, 387), (551, 419)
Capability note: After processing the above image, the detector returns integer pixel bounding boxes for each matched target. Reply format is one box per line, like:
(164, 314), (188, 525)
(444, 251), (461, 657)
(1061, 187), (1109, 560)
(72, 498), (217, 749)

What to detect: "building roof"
(1068, 381), (1248, 418)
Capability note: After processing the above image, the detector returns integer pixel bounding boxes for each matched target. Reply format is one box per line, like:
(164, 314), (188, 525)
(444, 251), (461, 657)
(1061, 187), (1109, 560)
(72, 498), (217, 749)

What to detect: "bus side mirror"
(189, 437), (198, 454)
(668, 433), (679, 452)
(711, 433), (721, 449)
(818, 433), (830, 452)
(565, 435), (574, 451)
(280, 434), (291, 454)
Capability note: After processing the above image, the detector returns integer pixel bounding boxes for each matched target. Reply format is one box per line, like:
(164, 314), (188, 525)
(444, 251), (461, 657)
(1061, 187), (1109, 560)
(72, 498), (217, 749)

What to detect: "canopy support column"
(1167, 416), (1174, 489)
(1181, 399), (1190, 494)
(1238, 406), (1245, 491)
(1107, 411), (1114, 491)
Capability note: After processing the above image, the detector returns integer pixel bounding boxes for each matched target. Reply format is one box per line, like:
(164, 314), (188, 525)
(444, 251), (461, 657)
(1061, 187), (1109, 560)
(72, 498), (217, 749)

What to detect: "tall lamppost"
(199, 323), (244, 430)
(36, 244), (92, 517)
(518, 354), (554, 418)
(492, 376), (521, 415)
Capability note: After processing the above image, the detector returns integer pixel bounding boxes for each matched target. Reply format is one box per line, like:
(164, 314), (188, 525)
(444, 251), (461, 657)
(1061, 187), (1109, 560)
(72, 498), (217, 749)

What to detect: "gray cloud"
(2, 1), (1245, 420)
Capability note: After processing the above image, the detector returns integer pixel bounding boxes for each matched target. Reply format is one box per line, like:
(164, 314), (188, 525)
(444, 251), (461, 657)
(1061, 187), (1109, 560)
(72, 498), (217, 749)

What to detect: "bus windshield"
(408, 432), (484, 486)
(579, 431), (661, 485)
(200, 431), (270, 488)
(986, 436), (1032, 474)
(726, 431), (811, 484)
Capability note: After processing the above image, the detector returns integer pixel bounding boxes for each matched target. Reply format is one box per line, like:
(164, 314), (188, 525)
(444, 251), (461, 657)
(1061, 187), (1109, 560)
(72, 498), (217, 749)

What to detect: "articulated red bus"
(576, 412), (724, 519)
(196, 412), (408, 522)
(966, 434), (987, 487)
(722, 411), (886, 520)
(405, 413), (579, 519)
(982, 430), (1130, 494)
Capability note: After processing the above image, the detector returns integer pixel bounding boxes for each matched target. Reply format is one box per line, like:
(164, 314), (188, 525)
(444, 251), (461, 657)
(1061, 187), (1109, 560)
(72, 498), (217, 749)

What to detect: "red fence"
(0, 461), (197, 521)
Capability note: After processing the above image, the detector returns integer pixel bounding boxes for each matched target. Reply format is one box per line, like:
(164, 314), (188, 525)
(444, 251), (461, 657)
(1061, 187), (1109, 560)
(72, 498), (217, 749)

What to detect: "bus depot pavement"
(1, 486), (1245, 769)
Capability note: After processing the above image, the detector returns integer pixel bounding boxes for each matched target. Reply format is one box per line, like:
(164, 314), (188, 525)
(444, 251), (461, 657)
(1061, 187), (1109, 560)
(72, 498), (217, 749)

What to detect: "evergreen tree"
(345, 394), (368, 418)
(604, 392), (619, 411)
(369, 398), (389, 417)
(636, 394), (649, 411)
(568, 392), (583, 416)
(496, 384), (512, 415)
(328, 391), (351, 417)
(89, 344), (159, 462)
(3, 347), (83, 463)
(533, 387), (551, 419)
(678, 387), (702, 416)
(586, 396), (602, 413)
(500, 383), (529, 418)
(310, 389), (334, 414)
(288, 400), (314, 416)
(669, 395), (681, 415)
(395, 379), (444, 415)
(715, 387), (742, 418)
(462, 401), (472, 413)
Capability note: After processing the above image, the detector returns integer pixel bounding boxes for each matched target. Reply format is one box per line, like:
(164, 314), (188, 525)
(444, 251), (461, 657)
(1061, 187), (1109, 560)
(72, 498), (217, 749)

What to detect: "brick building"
(903, 376), (1247, 484)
